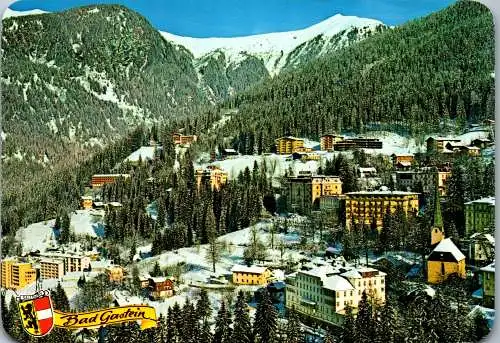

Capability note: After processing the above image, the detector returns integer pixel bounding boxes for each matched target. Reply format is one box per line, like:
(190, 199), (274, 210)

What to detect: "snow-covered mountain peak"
(161, 14), (384, 75)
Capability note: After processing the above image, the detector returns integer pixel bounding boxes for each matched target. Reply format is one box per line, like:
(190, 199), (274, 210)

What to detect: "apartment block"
(40, 259), (65, 280)
(91, 174), (131, 188)
(275, 137), (307, 155)
(172, 133), (198, 146)
(395, 167), (451, 196)
(1, 259), (37, 290)
(286, 172), (343, 214)
(345, 190), (419, 229)
(39, 253), (91, 273)
(320, 134), (344, 151)
(481, 262), (495, 308)
(465, 197), (495, 236)
(195, 165), (228, 191)
(285, 263), (386, 326)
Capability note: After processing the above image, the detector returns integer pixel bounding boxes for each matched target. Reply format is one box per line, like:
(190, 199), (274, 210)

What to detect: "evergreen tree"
(231, 291), (253, 343)
(341, 304), (356, 343)
(151, 261), (162, 277)
(59, 211), (71, 244)
(285, 307), (303, 343)
(471, 311), (490, 341)
(355, 291), (374, 343)
(213, 300), (232, 343)
(129, 239), (137, 263)
(200, 318), (213, 343)
(253, 289), (277, 343)
(206, 229), (222, 273)
(53, 282), (70, 311)
(196, 289), (212, 323)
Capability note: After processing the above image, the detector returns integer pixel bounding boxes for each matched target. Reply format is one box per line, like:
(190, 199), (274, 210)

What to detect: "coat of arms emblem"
(17, 290), (54, 337)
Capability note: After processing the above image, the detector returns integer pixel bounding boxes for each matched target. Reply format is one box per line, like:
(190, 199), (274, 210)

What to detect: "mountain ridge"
(160, 14), (385, 75)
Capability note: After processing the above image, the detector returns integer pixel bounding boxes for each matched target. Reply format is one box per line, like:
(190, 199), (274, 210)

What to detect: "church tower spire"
(431, 172), (445, 246)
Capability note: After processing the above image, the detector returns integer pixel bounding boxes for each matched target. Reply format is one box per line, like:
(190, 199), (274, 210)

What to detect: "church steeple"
(431, 172), (445, 246)
(433, 181), (443, 229)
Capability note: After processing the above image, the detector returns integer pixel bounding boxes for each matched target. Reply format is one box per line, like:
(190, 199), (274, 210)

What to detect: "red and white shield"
(18, 292), (54, 337)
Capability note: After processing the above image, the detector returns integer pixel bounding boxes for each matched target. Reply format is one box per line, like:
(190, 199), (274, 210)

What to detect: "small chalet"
(391, 153), (414, 169)
(221, 148), (238, 158)
(148, 276), (175, 300)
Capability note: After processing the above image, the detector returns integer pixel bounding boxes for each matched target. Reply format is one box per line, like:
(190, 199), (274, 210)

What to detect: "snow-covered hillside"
(161, 14), (384, 75)
(2, 8), (47, 19)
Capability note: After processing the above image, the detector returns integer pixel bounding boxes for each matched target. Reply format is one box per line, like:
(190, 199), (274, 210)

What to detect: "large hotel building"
(286, 263), (386, 326)
(286, 172), (343, 213)
(1, 259), (37, 290)
(345, 190), (419, 229)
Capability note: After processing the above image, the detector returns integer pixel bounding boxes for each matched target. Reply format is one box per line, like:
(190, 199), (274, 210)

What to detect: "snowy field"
(15, 210), (105, 254)
(129, 221), (308, 318)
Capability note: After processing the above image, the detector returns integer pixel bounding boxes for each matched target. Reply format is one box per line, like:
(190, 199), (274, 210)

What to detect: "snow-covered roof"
(358, 167), (377, 172)
(465, 197), (495, 206)
(397, 161), (412, 167)
(93, 174), (130, 178)
(275, 136), (304, 142)
(81, 196), (93, 200)
(431, 238), (465, 261)
(392, 153), (414, 157)
(231, 265), (268, 274)
(39, 258), (64, 264)
(470, 233), (495, 244)
(223, 148), (237, 153)
(323, 275), (354, 291)
(480, 262), (495, 273)
(341, 270), (362, 279)
(149, 276), (172, 283)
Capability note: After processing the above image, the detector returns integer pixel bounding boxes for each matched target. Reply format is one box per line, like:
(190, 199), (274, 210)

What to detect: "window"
(441, 263), (445, 275)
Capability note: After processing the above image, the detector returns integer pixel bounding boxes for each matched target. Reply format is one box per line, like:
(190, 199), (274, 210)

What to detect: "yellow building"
(106, 266), (125, 283)
(275, 136), (305, 155)
(1, 260), (37, 290)
(195, 166), (228, 191)
(345, 190), (419, 229)
(427, 238), (466, 284)
(437, 168), (452, 196)
(40, 259), (65, 280)
(81, 196), (93, 209)
(287, 172), (343, 213)
(231, 265), (271, 285)
(320, 134), (344, 151)
(301, 153), (321, 162)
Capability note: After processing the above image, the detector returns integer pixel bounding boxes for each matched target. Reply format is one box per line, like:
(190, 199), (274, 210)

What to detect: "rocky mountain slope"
(161, 14), (386, 101)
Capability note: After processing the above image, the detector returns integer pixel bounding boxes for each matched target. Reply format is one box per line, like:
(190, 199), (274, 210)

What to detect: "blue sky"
(10, 0), (456, 37)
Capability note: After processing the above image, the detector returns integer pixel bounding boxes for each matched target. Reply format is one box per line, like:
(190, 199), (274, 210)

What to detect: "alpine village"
(0, 1), (496, 342)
